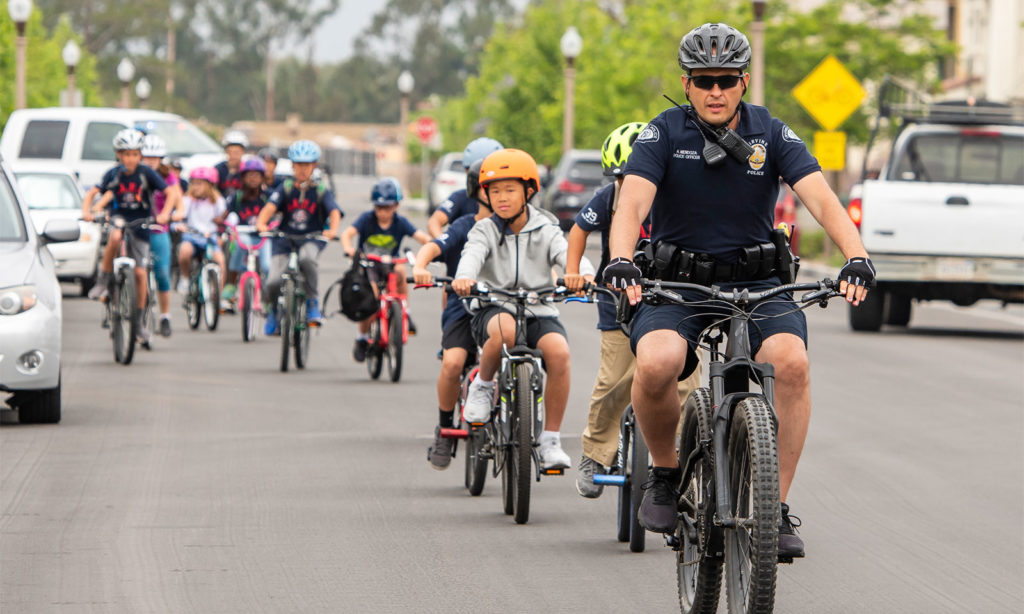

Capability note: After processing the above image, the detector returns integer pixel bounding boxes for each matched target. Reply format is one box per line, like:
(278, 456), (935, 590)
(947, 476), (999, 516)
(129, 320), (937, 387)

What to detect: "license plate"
(936, 258), (976, 280)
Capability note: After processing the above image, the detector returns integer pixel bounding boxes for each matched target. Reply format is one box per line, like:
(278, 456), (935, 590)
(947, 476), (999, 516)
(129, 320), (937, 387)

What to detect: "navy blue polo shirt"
(215, 161), (242, 197)
(432, 213), (476, 330)
(624, 102), (819, 263)
(228, 190), (267, 226)
(267, 181), (342, 253)
(437, 188), (478, 222)
(352, 211), (418, 256)
(96, 164), (168, 234)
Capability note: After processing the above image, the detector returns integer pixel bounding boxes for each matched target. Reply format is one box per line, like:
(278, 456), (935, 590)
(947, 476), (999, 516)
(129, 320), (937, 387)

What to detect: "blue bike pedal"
(593, 474), (626, 486)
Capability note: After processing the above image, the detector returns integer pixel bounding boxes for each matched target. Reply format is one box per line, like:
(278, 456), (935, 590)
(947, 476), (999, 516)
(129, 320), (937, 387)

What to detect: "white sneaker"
(463, 378), (496, 424)
(539, 435), (571, 470)
(176, 279), (189, 294)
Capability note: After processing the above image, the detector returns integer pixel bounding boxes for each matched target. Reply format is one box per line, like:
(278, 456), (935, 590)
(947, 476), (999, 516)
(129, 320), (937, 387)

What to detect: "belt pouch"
(675, 250), (694, 282)
(757, 243), (776, 279)
(770, 228), (799, 284)
(693, 253), (714, 285)
(739, 245), (761, 279)
(652, 242), (678, 279)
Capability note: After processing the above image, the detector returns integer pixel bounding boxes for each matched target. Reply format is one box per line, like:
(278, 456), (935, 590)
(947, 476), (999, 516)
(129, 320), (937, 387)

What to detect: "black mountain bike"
(632, 277), (841, 614)
(98, 215), (156, 365)
(262, 231), (325, 372)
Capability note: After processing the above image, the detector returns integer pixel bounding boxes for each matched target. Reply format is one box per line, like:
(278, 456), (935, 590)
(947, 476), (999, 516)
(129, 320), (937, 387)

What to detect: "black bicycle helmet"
(466, 159), (489, 208)
(678, 23), (751, 72)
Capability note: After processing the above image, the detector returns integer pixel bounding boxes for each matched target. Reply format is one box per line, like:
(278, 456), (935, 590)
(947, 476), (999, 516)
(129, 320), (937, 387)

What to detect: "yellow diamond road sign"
(791, 55), (866, 131)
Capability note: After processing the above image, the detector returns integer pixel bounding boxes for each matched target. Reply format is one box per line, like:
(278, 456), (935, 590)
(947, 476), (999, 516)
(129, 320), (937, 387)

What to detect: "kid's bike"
(359, 252), (411, 383)
(97, 214), (157, 365)
(178, 227), (222, 332)
(230, 225), (269, 342)
(262, 231), (325, 372)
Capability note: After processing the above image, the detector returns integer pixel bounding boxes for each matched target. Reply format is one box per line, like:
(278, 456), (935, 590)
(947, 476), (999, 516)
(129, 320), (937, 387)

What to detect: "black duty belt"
(644, 229), (798, 285)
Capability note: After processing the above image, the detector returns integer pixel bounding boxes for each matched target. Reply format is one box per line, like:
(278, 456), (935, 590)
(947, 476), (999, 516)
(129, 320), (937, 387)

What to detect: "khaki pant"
(581, 329), (701, 468)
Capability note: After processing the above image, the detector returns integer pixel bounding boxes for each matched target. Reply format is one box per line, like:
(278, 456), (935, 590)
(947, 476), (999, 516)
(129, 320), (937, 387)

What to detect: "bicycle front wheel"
(294, 295), (310, 369)
(510, 362), (534, 525)
(627, 406), (649, 553)
(616, 412), (632, 543)
(366, 316), (383, 380)
(677, 388), (723, 614)
(112, 269), (137, 365)
(279, 280), (294, 372)
(386, 301), (403, 382)
(203, 266), (220, 330)
(241, 276), (257, 342)
(724, 396), (780, 614)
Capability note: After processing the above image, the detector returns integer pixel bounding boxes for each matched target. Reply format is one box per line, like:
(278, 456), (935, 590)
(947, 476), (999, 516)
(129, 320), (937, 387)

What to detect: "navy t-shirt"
(624, 102), (819, 263)
(438, 189), (478, 222)
(267, 181), (342, 253)
(352, 211), (418, 256)
(229, 190), (267, 226)
(96, 164), (168, 233)
(432, 213), (476, 330)
(215, 161), (242, 197)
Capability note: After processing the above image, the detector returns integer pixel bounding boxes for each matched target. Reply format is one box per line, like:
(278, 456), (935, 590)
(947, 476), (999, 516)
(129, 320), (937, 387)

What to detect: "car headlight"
(0, 285), (37, 315)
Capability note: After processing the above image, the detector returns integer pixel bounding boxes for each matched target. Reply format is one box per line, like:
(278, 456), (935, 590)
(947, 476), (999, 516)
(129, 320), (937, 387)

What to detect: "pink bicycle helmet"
(189, 166), (219, 184)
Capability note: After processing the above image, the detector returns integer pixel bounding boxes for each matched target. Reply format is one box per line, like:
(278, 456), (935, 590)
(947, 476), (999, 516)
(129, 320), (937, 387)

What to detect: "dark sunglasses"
(689, 74), (744, 90)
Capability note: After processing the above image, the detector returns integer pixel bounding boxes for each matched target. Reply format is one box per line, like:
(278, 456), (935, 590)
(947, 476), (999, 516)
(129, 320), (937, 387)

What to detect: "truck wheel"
(849, 291), (884, 332)
(884, 294), (912, 327)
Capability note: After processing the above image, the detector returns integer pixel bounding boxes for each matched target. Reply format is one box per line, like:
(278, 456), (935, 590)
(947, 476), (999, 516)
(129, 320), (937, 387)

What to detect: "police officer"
(605, 22), (875, 559)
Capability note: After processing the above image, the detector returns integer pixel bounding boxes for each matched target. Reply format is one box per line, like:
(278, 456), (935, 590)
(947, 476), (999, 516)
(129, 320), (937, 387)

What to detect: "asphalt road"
(3, 189), (1023, 613)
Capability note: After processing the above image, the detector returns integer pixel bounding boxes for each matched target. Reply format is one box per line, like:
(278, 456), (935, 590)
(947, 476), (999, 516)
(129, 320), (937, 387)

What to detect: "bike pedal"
(593, 474), (626, 486)
(778, 556), (795, 565)
(541, 468), (565, 476)
(309, 321), (322, 328)
(439, 428), (468, 439)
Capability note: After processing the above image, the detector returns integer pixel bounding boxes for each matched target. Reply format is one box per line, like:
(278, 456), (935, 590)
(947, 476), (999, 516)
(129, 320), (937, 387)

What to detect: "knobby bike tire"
(241, 277), (257, 342)
(628, 405), (649, 553)
(724, 397), (780, 614)
(465, 427), (488, 496)
(114, 269), (137, 365)
(616, 409), (632, 543)
(500, 374), (515, 516)
(203, 266), (220, 331)
(366, 316), (383, 380)
(294, 294), (310, 369)
(677, 388), (723, 614)
(279, 279), (294, 372)
(511, 362), (534, 525)
(387, 301), (403, 382)
(187, 272), (201, 329)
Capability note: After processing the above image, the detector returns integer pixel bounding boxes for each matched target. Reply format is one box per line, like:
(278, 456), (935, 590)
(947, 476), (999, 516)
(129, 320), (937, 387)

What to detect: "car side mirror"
(40, 218), (80, 244)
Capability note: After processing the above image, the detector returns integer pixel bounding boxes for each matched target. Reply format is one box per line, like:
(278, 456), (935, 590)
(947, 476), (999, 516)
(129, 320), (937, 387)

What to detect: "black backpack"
(339, 263), (378, 322)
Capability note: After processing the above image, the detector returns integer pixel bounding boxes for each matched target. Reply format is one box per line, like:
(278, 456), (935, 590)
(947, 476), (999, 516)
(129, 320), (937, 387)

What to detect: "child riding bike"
(565, 122), (703, 498)
(81, 128), (181, 345)
(426, 137), (503, 238)
(140, 133), (185, 337)
(216, 130), (248, 198)
(256, 139), (343, 334)
(341, 177), (430, 362)
(453, 149), (595, 470)
(175, 167), (227, 304)
(412, 158), (493, 469)
(223, 157), (272, 306)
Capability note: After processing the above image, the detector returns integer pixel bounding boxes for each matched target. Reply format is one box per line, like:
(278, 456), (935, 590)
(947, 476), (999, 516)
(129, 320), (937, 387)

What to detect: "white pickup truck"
(847, 102), (1024, 331)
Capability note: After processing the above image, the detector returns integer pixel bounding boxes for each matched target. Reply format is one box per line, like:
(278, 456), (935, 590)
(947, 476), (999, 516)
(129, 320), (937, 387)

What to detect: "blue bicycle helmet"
(287, 139), (321, 163)
(370, 177), (403, 206)
(462, 137), (503, 170)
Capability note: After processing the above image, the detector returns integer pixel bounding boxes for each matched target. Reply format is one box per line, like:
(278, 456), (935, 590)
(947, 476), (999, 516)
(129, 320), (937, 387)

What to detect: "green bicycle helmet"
(601, 122), (647, 176)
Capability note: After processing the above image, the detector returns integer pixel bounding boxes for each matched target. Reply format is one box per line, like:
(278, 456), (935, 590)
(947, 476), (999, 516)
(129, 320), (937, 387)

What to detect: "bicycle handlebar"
(95, 214), (158, 232)
(640, 277), (842, 306)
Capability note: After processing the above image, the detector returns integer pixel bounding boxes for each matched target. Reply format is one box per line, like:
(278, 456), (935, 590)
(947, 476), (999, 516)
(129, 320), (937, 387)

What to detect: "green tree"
(1, 10), (101, 128)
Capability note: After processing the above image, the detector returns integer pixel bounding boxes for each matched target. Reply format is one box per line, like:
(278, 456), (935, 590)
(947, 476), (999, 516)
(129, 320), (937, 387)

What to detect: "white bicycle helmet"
(222, 130), (250, 148)
(113, 128), (146, 152)
(141, 134), (167, 158)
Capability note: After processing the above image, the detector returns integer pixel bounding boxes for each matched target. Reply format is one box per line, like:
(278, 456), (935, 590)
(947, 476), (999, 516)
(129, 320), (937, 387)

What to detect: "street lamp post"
(397, 70), (415, 193)
(560, 26), (583, 154)
(117, 58), (135, 109)
(135, 77), (152, 109)
(750, 0), (766, 106)
(61, 40), (81, 107)
(8, 0), (32, 110)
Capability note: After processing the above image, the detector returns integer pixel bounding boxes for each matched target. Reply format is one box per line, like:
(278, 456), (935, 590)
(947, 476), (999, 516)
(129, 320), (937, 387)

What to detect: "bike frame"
(231, 226), (268, 314)
(363, 254), (409, 348)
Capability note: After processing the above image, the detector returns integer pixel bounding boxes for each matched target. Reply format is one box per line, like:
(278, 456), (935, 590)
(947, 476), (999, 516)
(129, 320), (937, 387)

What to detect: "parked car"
(0, 154), (80, 424)
(538, 149), (605, 230)
(11, 162), (101, 296)
(427, 152), (463, 213)
(0, 107), (225, 190)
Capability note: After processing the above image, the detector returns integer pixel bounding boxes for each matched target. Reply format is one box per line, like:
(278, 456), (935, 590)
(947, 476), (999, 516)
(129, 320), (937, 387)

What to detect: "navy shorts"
(629, 277), (808, 380)
(441, 315), (476, 353)
(470, 306), (567, 349)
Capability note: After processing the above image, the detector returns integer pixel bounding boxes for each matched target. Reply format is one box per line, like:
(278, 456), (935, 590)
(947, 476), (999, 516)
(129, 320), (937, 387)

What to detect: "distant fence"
(322, 148), (377, 176)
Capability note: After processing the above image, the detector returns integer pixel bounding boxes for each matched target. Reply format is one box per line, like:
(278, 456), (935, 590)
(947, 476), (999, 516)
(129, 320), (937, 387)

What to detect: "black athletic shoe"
(427, 425), (455, 470)
(159, 318), (172, 337)
(352, 339), (368, 363)
(778, 502), (805, 560)
(639, 466), (681, 533)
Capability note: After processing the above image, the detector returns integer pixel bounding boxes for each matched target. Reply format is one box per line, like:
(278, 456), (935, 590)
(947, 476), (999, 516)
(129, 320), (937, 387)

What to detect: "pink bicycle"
(230, 224), (269, 342)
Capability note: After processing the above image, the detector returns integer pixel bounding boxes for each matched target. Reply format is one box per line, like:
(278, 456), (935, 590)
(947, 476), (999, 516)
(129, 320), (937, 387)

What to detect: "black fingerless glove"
(838, 257), (876, 287)
(603, 257), (643, 290)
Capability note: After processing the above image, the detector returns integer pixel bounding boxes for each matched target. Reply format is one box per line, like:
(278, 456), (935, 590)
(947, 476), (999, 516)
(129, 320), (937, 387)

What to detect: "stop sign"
(415, 116), (438, 144)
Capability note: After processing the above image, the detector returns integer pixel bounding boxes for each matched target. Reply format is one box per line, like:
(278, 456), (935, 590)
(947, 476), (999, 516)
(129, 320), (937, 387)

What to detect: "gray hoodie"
(455, 205), (595, 317)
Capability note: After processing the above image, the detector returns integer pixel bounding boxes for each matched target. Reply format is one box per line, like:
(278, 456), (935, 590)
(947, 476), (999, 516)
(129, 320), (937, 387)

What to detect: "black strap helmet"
(466, 159), (490, 209)
(678, 23), (751, 72)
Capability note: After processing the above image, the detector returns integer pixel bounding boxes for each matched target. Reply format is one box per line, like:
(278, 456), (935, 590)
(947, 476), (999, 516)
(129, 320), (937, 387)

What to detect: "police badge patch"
(636, 125), (660, 143)
(782, 125), (802, 143)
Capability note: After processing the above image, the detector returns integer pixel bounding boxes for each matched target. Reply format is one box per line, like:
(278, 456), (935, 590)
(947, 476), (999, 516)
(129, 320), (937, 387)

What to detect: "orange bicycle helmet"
(478, 149), (540, 195)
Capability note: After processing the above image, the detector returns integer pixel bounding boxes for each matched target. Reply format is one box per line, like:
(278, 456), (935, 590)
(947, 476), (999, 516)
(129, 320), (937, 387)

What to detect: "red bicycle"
(361, 252), (410, 382)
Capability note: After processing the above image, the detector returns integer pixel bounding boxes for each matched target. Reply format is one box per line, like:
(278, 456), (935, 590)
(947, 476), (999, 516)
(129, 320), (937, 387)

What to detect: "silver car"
(0, 155), (79, 424)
